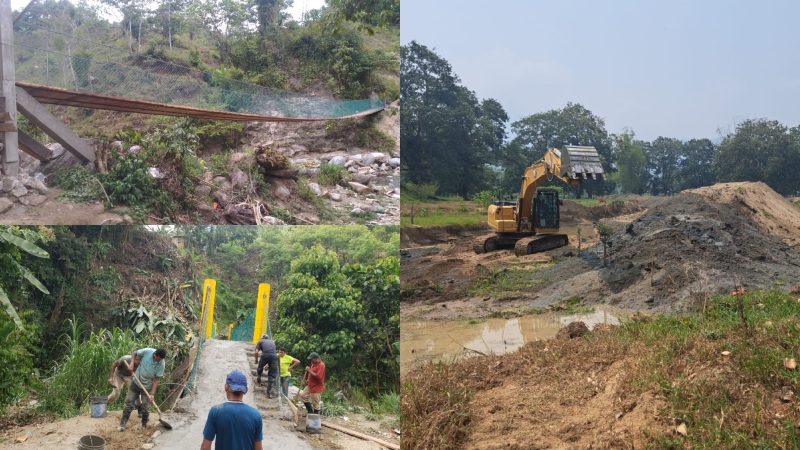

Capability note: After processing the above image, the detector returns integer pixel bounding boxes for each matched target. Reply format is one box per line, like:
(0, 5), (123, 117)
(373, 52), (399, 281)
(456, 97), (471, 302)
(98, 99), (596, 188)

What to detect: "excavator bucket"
(558, 145), (605, 180)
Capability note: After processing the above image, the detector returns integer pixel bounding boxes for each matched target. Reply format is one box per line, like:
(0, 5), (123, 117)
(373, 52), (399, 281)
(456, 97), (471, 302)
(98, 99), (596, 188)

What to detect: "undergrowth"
(402, 290), (800, 449)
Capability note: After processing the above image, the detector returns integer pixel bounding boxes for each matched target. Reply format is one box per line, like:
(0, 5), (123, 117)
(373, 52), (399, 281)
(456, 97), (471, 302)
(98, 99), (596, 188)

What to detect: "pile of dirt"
(559, 199), (642, 222)
(401, 224), (488, 249)
(533, 182), (800, 312)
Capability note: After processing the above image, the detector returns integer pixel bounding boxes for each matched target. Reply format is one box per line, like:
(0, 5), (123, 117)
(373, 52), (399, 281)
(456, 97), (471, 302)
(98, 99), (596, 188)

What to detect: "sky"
(10, 0), (326, 23)
(401, 0), (800, 142)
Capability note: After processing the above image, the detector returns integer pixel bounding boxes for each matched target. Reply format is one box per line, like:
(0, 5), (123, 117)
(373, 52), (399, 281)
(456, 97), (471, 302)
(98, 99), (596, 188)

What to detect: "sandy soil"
(0, 188), (134, 225)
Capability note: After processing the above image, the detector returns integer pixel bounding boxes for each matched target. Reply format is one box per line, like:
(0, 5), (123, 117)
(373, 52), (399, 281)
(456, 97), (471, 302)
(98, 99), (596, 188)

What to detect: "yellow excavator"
(473, 145), (605, 256)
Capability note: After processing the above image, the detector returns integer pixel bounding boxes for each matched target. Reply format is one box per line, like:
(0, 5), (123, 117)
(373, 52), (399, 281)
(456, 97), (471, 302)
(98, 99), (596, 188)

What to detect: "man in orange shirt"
(299, 352), (325, 415)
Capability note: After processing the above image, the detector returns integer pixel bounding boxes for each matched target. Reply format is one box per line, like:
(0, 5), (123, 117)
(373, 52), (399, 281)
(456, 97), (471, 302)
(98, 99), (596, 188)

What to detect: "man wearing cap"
(278, 347), (300, 398)
(254, 334), (278, 398)
(118, 347), (167, 431)
(299, 352), (326, 415)
(200, 370), (263, 450)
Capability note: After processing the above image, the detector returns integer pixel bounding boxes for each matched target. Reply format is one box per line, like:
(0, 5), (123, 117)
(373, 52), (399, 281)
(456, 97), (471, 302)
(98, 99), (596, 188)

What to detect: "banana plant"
(0, 227), (51, 329)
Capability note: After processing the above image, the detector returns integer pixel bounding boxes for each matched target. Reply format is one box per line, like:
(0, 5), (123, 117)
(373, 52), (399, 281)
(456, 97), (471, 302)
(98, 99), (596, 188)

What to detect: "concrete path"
(154, 339), (312, 449)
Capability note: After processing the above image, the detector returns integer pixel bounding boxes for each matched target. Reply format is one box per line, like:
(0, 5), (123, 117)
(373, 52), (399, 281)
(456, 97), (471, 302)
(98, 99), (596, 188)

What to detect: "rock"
(29, 194), (47, 206)
(344, 160), (356, 168)
(141, 444), (154, 450)
(0, 197), (13, 213)
(149, 430), (162, 441)
(349, 154), (363, 164)
(274, 184), (291, 201)
(33, 172), (46, 182)
(297, 213), (320, 225)
(308, 183), (322, 196)
(228, 152), (253, 166)
(24, 179), (48, 194)
(262, 216), (286, 225)
(221, 181), (233, 193)
(321, 190), (331, 199)
(329, 155), (347, 166)
(389, 157), (400, 167)
(230, 168), (249, 189)
(351, 207), (365, 216)
(128, 145), (142, 156)
(353, 174), (373, 185)
(202, 172), (215, 184)
(196, 202), (217, 221)
(148, 167), (165, 179)
(362, 153), (376, 166)
(370, 204), (385, 213)
(213, 176), (228, 184)
(1, 179), (17, 192)
(329, 193), (342, 202)
(372, 152), (388, 163)
(11, 186), (28, 197)
(556, 321), (590, 339)
(122, 214), (134, 224)
(676, 423), (687, 437)
(195, 185), (212, 197)
(18, 196), (30, 206)
(347, 182), (372, 195)
(785, 358), (797, 370)
(299, 167), (319, 175)
(211, 190), (230, 207)
(347, 166), (357, 173)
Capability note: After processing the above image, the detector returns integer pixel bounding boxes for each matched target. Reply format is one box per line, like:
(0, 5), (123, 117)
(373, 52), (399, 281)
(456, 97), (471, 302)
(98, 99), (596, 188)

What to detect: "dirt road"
(153, 339), (312, 449)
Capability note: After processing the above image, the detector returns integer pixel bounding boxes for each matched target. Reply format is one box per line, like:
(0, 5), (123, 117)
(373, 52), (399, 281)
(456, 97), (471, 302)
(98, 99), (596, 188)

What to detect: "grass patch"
(402, 289), (800, 448)
(318, 164), (351, 186)
(467, 263), (551, 297)
(400, 211), (484, 227)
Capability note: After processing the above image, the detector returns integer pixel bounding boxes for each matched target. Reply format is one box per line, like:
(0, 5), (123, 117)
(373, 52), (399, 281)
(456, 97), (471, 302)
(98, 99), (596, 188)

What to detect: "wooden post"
(0, 0), (19, 175)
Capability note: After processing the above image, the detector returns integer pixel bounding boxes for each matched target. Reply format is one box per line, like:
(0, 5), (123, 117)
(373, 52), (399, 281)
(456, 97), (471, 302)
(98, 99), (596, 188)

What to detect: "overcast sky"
(10, 0), (325, 23)
(401, 0), (800, 141)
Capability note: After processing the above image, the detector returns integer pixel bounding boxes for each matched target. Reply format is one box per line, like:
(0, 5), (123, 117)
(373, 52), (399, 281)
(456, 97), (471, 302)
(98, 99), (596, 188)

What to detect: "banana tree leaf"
(13, 261), (50, 294)
(0, 286), (24, 329)
(0, 232), (48, 258)
(135, 321), (146, 334)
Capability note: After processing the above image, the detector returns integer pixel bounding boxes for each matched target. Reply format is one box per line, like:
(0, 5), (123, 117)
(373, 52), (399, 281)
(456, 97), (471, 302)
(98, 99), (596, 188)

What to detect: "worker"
(277, 347), (300, 398)
(200, 370), (263, 450)
(299, 352), (326, 414)
(118, 347), (166, 431)
(254, 334), (278, 398)
(107, 354), (142, 416)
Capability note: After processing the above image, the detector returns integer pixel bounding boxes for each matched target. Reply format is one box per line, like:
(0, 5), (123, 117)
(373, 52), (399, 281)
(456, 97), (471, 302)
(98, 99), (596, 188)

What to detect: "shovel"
(129, 371), (173, 430)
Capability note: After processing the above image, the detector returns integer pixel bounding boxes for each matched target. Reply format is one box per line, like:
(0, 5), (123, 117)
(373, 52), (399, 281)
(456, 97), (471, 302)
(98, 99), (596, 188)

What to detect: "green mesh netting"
(230, 308), (256, 342)
(183, 284), (212, 395)
(13, 25), (384, 119)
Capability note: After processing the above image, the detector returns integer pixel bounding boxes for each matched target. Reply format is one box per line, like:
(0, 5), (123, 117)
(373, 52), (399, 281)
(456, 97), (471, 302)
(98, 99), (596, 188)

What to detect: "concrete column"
(0, 0), (19, 175)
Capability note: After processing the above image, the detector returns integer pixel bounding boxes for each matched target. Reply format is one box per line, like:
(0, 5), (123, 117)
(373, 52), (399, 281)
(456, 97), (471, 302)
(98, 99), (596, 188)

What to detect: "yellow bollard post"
(202, 279), (216, 338)
(252, 283), (271, 343)
(228, 323), (234, 340)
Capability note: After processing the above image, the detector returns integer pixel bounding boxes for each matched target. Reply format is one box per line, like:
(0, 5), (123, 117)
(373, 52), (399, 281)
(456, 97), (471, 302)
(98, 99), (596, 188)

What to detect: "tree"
(677, 138), (716, 191)
(401, 41), (508, 198)
(611, 129), (648, 195)
(274, 246), (363, 372)
(713, 119), (800, 195)
(325, 0), (399, 34)
(510, 102), (614, 198)
(644, 137), (682, 196)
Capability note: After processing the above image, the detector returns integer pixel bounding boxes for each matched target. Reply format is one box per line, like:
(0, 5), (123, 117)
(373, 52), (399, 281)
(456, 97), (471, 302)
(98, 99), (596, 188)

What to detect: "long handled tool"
(130, 372), (173, 430)
(293, 372), (308, 403)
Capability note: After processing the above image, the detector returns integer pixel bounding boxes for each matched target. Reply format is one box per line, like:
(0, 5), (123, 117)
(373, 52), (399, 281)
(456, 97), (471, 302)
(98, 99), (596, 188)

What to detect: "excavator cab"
(533, 190), (560, 230)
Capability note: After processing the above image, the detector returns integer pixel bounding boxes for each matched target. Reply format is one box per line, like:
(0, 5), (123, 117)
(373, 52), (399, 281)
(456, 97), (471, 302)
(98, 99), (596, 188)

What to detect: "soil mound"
(400, 224), (488, 249)
(560, 199), (642, 222)
(533, 182), (800, 312)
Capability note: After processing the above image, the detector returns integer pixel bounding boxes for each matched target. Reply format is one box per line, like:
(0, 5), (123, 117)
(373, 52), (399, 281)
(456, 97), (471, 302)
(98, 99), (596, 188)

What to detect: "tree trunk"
(168, 1), (172, 50)
(128, 20), (133, 52)
(137, 16), (142, 51)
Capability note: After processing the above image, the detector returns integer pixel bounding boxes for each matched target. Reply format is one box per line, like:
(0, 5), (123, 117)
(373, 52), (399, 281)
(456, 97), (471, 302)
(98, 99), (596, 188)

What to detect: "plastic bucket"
(77, 434), (105, 450)
(89, 396), (108, 418)
(306, 413), (321, 433)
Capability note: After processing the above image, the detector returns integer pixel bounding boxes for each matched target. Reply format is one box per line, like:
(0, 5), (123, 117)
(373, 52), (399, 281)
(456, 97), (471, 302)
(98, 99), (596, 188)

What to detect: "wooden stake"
(321, 421), (400, 450)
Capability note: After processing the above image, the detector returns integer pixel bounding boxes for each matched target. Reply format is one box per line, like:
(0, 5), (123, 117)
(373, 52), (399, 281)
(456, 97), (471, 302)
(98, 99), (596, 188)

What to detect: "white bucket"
(89, 397), (108, 418)
(306, 413), (321, 433)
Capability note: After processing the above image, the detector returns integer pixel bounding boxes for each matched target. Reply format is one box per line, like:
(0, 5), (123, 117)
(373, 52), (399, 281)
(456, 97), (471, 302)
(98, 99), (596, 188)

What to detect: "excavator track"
(473, 234), (499, 254)
(514, 234), (569, 256)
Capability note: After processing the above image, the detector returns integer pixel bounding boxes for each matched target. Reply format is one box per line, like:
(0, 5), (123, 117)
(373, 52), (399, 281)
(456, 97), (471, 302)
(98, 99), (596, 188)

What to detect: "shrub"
(318, 164), (351, 186)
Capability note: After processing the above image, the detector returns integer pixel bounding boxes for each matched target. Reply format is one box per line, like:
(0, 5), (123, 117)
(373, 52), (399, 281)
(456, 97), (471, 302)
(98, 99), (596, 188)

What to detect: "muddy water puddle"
(401, 308), (620, 374)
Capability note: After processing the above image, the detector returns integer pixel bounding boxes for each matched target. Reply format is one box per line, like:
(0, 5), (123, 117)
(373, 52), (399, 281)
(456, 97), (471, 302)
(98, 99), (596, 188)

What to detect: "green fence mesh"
(183, 283), (212, 395)
(13, 25), (385, 119)
(230, 308), (256, 342)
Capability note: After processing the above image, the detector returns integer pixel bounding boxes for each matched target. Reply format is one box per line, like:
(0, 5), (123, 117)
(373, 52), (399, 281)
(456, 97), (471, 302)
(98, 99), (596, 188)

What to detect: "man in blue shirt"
(118, 347), (166, 431)
(201, 370), (263, 450)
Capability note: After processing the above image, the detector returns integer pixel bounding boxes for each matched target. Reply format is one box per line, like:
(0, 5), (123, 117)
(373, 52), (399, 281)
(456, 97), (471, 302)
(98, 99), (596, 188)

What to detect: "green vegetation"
(467, 263), (551, 297)
(318, 163), (352, 186)
(400, 211), (484, 227)
(403, 290), (800, 449)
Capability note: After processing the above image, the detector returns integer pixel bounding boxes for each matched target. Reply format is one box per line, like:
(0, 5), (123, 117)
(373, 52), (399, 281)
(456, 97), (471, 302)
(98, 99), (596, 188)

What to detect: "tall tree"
(713, 119), (800, 195)
(401, 41), (507, 198)
(509, 102), (614, 198)
(678, 138), (716, 191)
(611, 129), (648, 195)
(644, 137), (682, 196)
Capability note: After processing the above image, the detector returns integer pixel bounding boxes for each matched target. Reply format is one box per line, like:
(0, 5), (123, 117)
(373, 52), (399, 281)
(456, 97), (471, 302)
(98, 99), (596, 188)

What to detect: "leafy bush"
(52, 167), (106, 203)
(102, 150), (158, 208)
(318, 164), (351, 186)
(472, 190), (493, 208)
(401, 182), (439, 201)
(0, 313), (37, 408)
